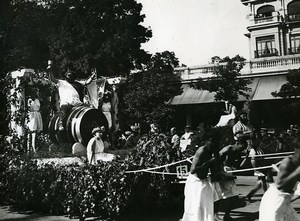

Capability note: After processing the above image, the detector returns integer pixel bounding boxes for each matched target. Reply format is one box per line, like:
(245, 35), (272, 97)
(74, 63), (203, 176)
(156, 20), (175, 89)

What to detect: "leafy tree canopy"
(119, 51), (182, 128)
(0, 0), (152, 79)
(272, 68), (300, 98)
(192, 55), (251, 102)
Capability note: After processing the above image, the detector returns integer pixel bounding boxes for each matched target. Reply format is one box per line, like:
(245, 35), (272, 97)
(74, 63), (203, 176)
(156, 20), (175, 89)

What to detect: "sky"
(136, 0), (250, 66)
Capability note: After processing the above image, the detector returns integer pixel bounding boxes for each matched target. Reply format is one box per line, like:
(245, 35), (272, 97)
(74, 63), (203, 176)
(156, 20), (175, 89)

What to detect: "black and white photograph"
(1, 0), (300, 220)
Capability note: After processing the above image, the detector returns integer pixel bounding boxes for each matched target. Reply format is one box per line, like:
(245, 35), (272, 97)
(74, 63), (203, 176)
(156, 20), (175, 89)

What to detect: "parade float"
(6, 67), (125, 158)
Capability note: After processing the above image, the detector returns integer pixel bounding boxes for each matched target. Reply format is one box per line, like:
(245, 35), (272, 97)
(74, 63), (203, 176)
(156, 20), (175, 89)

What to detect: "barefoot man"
(182, 128), (220, 221)
(259, 132), (300, 221)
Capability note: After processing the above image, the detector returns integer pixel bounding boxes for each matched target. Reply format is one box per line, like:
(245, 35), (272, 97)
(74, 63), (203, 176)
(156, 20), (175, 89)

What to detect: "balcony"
(254, 48), (278, 58)
(286, 13), (300, 23)
(174, 54), (300, 81)
(248, 13), (283, 27)
(288, 47), (300, 55)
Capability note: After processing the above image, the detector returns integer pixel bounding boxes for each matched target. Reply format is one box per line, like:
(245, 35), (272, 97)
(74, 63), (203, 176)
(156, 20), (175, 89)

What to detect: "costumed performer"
(87, 127), (105, 165)
(182, 128), (220, 221)
(27, 89), (43, 154)
(215, 101), (237, 127)
(259, 132), (300, 221)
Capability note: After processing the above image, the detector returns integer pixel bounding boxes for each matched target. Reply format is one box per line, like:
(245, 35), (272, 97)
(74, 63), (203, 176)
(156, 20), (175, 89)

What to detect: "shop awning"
(168, 84), (215, 105)
(252, 75), (287, 100)
(168, 78), (260, 105)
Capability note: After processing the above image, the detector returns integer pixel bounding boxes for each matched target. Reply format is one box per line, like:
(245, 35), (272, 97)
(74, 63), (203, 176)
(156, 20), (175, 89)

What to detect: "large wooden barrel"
(48, 106), (108, 145)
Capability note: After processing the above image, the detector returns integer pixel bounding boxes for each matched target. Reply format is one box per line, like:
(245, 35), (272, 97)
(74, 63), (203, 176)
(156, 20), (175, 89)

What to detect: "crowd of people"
(176, 107), (300, 221)
(23, 63), (300, 220)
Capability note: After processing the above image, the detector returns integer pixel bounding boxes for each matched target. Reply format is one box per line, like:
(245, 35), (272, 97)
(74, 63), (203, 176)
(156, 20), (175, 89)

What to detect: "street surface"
(1, 176), (300, 220)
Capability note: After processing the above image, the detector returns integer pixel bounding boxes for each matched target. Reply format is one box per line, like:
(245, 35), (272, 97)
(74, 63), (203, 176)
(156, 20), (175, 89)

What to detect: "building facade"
(170, 0), (300, 130)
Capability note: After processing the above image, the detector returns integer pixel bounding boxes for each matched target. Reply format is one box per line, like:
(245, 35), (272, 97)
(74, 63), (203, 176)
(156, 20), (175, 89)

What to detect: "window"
(287, 0), (300, 22)
(257, 5), (275, 18)
(255, 36), (277, 58)
(290, 35), (300, 54)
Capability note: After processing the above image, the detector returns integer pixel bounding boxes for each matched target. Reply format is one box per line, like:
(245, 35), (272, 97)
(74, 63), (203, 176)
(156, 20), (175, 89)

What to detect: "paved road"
(1, 176), (300, 220)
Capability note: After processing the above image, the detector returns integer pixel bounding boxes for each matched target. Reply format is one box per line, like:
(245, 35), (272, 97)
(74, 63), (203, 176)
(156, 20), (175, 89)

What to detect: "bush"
(0, 132), (180, 220)
(0, 154), (131, 220)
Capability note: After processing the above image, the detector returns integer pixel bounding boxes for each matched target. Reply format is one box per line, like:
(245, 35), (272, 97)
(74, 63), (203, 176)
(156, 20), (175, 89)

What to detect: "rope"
(125, 151), (290, 174)
(241, 151), (294, 158)
(127, 161), (282, 176)
(125, 157), (193, 174)
(227, 162), (281, 173)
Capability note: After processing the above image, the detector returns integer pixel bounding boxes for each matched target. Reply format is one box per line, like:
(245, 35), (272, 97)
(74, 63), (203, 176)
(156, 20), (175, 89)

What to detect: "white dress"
(215, 105), (237, 127)
(259, 184), (300, 221)
(27, 98), (43, 132)
(182, 174), (214, 221)
(102, 102), (112, 129)
(86, 137), (105, 164)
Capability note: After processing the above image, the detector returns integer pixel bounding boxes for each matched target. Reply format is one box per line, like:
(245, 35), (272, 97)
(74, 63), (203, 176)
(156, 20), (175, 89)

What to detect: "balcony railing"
(248, 13), (282, 26)
(288, 47), (300, 55)
(286, 14), (300, 22)
(174, 54), (300, 81)
(254, 48), (278, 58)
(249, 55), (300, 74)
(254, 15), (275, 24)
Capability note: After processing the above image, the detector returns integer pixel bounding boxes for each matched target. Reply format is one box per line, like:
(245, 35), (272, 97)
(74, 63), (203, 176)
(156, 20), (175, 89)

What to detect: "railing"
(250, 55), (300, 72)
(288, 47), (300, 55)
(254, 15), (275, 24)
(174, 54), (300, 80)
(286, 14), (300, 22)
(175, 64), (217, 80)
(249, 14), (282, 26)
(254, 48), (278, 58)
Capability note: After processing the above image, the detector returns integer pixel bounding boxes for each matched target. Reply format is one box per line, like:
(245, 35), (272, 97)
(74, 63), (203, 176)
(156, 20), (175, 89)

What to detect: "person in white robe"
(259, 133), (300, 221)
(182, 128), (219, 221)
(87, 127), (105, 165)
(215, 102), (237, 127)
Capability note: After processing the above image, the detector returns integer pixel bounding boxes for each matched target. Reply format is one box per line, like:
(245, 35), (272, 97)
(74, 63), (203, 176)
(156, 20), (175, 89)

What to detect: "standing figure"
(27, 90), (43, 154)
(213, 135), (248, 221)
(244, 129), (268, 202)
(169, 127), (180, 160)
(180, 125), (193, 152)
(87, 127), (105, 164)
(259, 132), (300, 221)
(101, 93), (112, 129)
(182, 128), (220, 221)
(232, 111), (252, 141)
(47, 63), (96, 131)
(215, 101), (237, 127)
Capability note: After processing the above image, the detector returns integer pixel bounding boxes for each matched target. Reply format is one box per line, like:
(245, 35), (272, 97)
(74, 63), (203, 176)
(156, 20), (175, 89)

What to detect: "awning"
(168, 75), (287, 105)
(168, 84), (215, 105)
(252, 75), (287, 100)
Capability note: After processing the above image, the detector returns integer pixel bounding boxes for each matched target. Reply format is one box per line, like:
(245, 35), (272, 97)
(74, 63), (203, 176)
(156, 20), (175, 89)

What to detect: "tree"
(119, 51), (182, 130)
(192, 55), (252, 102)
(0, 0), (152, 79)
(272, 68), (300, 98)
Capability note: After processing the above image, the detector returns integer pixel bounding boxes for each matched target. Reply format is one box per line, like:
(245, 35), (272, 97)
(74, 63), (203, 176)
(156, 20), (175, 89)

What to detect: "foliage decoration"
(119, 51), (182, 129)
(272, 68), (300, 98)
(0, 132), (182, 220)
(192, 55), (252, 102)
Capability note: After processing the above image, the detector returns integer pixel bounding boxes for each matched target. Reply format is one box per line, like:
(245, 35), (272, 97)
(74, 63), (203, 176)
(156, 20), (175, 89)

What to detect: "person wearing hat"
(259, 132), (300, 221)
(87, 126), (105, 164)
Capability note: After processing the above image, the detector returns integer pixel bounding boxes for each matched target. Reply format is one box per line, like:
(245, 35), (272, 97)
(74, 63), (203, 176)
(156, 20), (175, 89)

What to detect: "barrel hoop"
(74, 107), (93, 143)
